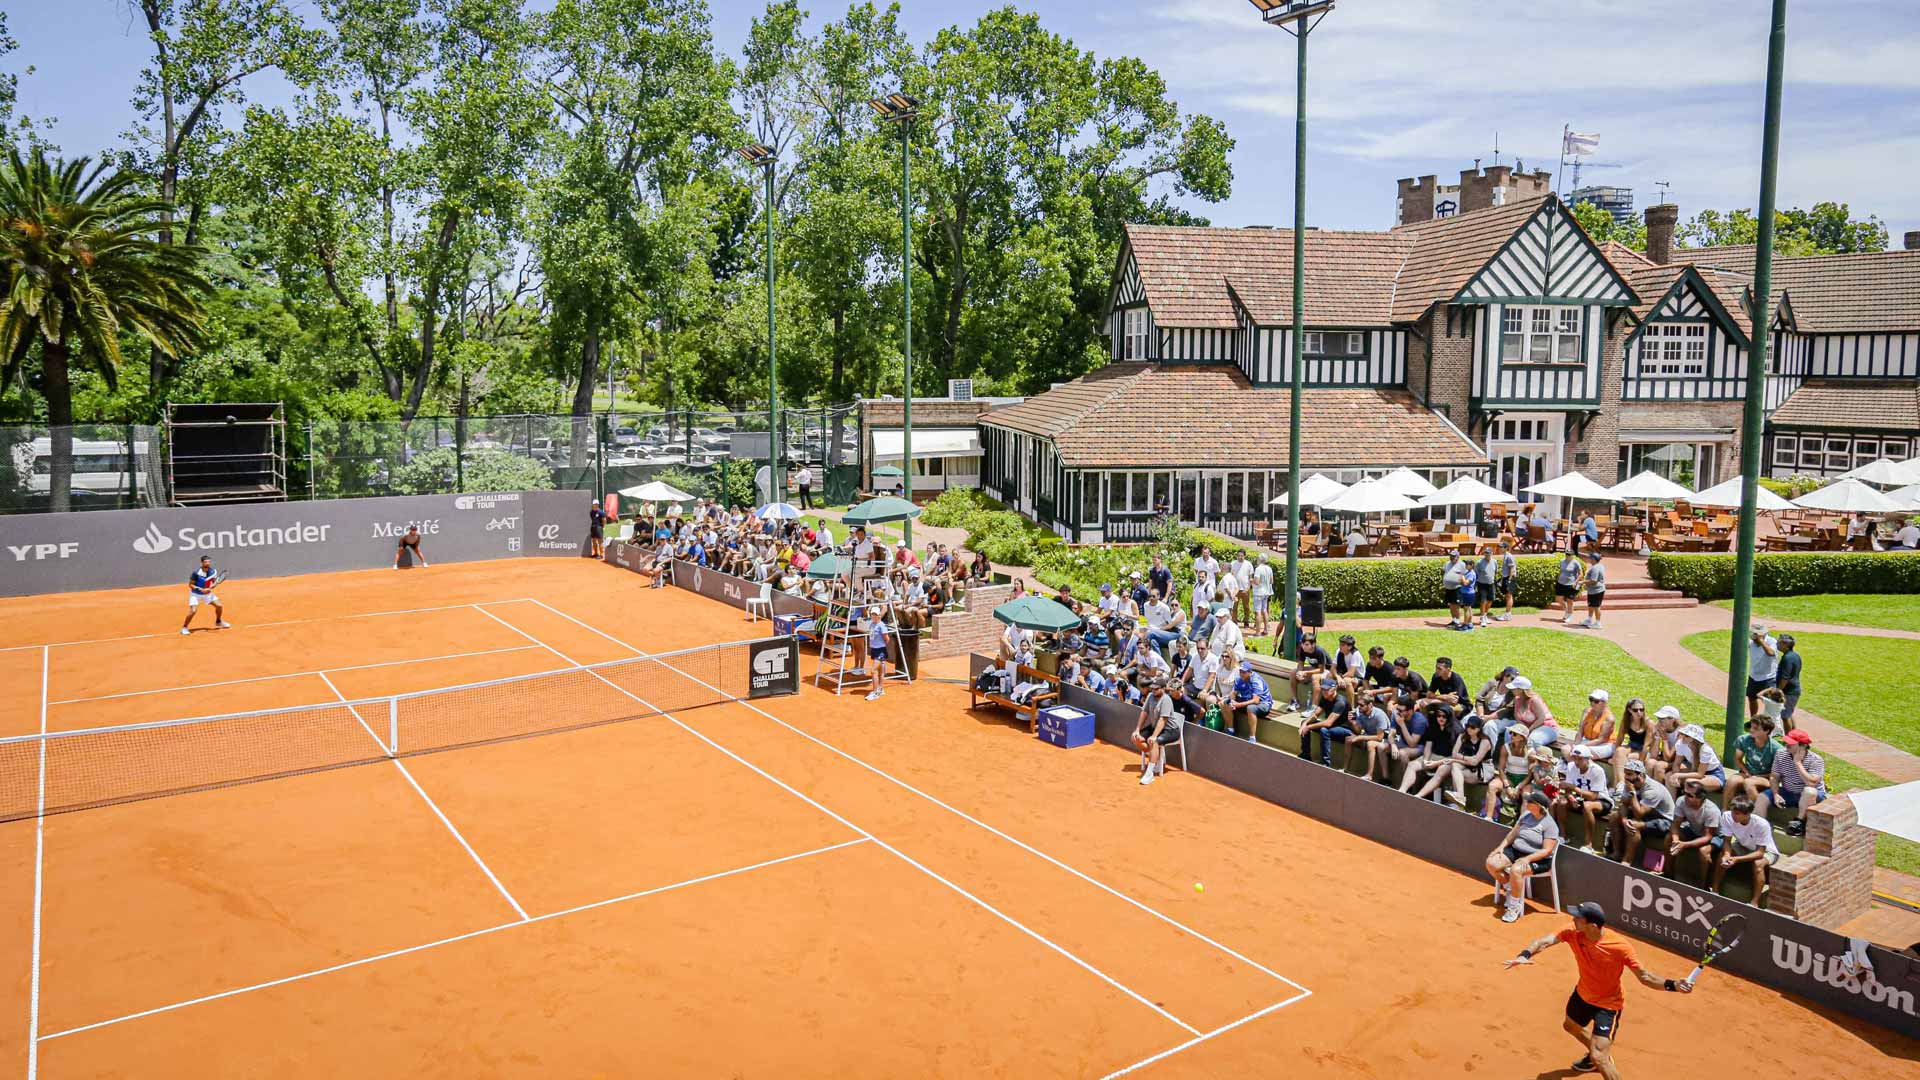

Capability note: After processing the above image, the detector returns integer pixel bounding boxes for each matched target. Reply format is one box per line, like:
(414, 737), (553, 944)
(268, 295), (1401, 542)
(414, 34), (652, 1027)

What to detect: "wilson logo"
(1770, 936), (1916, 1017)
(132, 523), (173, 554)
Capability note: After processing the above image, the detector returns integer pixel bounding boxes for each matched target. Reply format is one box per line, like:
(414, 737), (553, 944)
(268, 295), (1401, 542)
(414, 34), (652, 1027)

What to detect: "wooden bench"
(969, 664), (1062, 732)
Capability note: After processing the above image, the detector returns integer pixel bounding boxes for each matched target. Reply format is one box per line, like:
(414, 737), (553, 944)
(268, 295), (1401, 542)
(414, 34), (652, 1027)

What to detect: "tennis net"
(0, 635), (789, 821)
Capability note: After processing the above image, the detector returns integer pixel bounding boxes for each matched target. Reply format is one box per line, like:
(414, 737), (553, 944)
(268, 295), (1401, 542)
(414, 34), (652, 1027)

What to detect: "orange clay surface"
(0, 557), (1914, 1078)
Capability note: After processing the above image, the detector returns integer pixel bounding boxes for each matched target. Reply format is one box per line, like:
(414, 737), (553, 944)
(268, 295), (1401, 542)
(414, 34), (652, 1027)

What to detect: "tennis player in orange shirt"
(1504, 901), (1691, 1078)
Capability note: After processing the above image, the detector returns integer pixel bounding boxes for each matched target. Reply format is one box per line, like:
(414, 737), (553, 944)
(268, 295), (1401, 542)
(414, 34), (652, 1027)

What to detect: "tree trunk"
(43, 340), (74, 513)
(827, 308), (846, 469)
(568, 325), (599, 469)
(403, 208), (463, 422)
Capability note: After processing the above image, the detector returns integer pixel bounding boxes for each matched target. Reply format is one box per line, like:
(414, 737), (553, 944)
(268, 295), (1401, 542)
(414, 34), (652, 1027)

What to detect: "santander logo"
(132, 523), (174, 555)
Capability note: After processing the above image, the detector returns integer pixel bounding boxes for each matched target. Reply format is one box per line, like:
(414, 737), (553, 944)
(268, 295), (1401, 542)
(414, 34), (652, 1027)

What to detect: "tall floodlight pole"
(738, 143), (781, 505)
(871, 93), (921, 543)
(1723, 0), (1788, 762)
(1251, 0), (1334, 660)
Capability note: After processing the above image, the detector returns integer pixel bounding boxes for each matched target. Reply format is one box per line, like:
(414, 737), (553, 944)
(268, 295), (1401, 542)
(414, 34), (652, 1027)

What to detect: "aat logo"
(132, 522), (174, 555)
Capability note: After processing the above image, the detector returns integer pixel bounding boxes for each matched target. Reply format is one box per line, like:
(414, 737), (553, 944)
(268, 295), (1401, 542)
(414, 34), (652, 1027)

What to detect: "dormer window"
(1303, 332), (1363, 356)
(1502, 306), (1581, 364)
(1122, 308), (1149, 359)
(1643, 322), (1707, 376)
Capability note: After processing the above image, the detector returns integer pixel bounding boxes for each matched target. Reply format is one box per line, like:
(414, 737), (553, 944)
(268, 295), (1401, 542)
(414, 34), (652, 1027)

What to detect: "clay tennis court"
(0, 559), (1913, 1077)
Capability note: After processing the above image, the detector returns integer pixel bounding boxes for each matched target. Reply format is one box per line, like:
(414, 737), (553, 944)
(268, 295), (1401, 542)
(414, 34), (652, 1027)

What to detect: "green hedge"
(1647, 551), (1920, 600)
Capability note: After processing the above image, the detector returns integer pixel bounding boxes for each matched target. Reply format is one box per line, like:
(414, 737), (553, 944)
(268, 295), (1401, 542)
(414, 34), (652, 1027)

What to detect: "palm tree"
(0, 147), (210, 509)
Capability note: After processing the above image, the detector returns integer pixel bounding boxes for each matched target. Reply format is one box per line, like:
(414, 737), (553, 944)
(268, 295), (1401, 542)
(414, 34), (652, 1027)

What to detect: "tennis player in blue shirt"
(181, 555), (232, 635)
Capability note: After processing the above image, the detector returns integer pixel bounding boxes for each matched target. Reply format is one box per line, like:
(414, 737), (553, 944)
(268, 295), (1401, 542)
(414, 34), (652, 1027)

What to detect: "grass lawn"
(1239, 625), (1920, 875)
(1709, 594), (1920, 633)
(1324, 605), (1543, 621)
(1680, 629), (1920, 751)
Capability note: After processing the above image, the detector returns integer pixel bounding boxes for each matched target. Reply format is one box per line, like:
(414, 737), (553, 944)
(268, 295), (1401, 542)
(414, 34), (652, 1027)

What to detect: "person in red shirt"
(1504, 901), (1691, 1078)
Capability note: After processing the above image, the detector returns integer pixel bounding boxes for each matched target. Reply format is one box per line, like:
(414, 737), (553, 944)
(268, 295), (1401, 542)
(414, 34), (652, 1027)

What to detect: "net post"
(388, 697), (399, 756)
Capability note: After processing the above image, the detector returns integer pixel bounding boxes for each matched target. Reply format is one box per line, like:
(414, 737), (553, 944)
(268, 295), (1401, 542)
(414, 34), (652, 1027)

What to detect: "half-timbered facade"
(978, 194), (1920, 540)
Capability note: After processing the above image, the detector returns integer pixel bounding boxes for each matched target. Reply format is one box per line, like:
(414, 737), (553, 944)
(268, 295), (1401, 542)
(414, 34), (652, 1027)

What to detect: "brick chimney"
(1906, 230), (1920, 251)
(1645, 203), (1680, 265)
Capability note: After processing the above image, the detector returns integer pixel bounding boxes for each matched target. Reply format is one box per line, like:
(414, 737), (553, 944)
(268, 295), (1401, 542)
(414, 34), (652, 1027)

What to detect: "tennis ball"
(1194, 882), (1205, 893)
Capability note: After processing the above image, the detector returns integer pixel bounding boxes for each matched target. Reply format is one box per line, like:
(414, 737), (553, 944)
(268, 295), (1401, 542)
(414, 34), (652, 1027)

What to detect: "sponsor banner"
(606, 540), (649, 573)
(667, 559), (814, 618)
(0, 490), (590, 596)
(747, 637), (800, 698)
(978, 654), (1920, 1040)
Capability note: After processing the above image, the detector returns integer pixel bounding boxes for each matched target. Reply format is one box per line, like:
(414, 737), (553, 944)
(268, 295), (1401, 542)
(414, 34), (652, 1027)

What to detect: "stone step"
(1596, 597), (1700, 611)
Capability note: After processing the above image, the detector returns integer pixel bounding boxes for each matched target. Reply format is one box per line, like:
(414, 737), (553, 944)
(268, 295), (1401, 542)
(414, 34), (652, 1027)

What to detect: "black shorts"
(1135, 724), (1182, 746)
(1443, 587), (1460, 605)
(589, 526), (604, 539)
(1502, 845), (1553, 875)
(1554, 583), (1578, 599)
(1565, 990), (1622, 1039)
(1499, 577), (1518, 599)
(1745, 676), (1775, 700)
(1587, 590), (1605, 609)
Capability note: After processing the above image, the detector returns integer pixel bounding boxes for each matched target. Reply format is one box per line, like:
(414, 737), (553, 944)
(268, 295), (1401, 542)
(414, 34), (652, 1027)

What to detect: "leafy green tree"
(1680, 203), (1888, 256)
(0, 148), (211, 509)
(1570, 199), (1646, 252)
(389, 444), (553, 494)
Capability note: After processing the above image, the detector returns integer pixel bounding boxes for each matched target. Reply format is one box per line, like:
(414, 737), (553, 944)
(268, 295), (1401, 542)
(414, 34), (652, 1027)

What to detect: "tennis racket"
(1684, 913), (1747, 986)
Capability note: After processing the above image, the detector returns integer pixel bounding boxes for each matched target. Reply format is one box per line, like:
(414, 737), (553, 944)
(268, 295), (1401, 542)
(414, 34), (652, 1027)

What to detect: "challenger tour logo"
(1770, 936), (1916, 1018)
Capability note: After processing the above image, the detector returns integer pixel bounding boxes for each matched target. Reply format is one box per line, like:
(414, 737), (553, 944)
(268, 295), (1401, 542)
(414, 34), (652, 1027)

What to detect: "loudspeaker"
(1299, 585), (1325, 628)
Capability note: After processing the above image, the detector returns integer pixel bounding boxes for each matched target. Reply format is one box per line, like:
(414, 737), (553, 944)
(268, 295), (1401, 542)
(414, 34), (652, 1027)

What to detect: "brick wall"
(1563, 315), (1628, 479)
(1770, 794), (1875, 928)
(1417, 308), (1474, 425)
(921, 583), (1015, 660)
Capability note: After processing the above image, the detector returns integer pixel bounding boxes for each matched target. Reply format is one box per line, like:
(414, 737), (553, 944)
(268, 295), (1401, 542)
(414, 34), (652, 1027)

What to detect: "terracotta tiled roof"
(978, 362), (1487, 469)
(1124, 225), (1412, 328)
(1769, 380), (1920, 432)
(1602, 241), (1655, 271)
(1618, 403), (1741, 435)
(1385, 196), (1550, 322)
(1667, 246), (1920, 333)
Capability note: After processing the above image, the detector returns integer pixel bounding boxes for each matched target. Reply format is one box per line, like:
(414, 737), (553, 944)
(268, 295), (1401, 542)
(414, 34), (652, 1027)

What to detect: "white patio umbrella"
(1376, 467), (1439, 499)
(1418, 475), (1516, 507)
(620, 479), (699, 503)
(1606, 470), (1694, 502)
(1324, 478), (1420, 514)
(1268, 473), (1348, 507)
(1840, 457), (1920, 487)
(1843, 781), (1920, 846)
(1791, 478), (1901, 514)
(1688, 476), (1793, 511)
(1882, 483), (1920, 512)
(757, 501), (804, 520)
(1524, 472), (1617, 501)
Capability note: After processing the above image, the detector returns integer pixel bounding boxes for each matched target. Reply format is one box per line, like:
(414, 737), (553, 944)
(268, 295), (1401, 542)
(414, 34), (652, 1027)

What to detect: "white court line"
(48, 645), (544, 705)
(316, 672), (529, 923)
(527, 597), (1310, 997)
(485, 602), (1201, 1038)
(1099, 991), (1315, 1079)
(26, 646), (48, 1080)
(0, 599), (538, 653)
(37, 838), (869, 1043)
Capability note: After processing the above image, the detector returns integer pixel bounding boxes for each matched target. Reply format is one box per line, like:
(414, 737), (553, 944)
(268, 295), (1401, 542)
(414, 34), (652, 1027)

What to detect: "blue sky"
(8, 0), (1918, 241)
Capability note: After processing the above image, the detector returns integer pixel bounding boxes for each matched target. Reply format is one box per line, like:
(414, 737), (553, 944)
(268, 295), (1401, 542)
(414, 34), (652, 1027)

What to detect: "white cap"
(1679, 723), (1707, 741)
(1590, 688), (1609, 702)
(1509, 675), (1534, 691)
(1655, 705), (1682, 720)
(1571, 745), (1593, 759)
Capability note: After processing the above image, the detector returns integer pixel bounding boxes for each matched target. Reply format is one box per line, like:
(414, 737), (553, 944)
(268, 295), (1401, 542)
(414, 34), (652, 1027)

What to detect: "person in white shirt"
(1895, 522), (1920, 550)
(1665, 723), (1726, 797)
(1552, 745), (1614, 850)
(1228, 554), (1254, 623)
(999, 621), (1033, 663)
(1207, 606), (1245, 665)
(1712, 797), (1779, 907)
(1190, 571), (1215, 622)
(1343, 525), (1368, 558)
(794, 464), (815, 508)
(1185, 640), (1224, 707)
(1192, 545), (1220, 583)
(1250, 553), (1275, 635)
(1215, 568), (1241, 615)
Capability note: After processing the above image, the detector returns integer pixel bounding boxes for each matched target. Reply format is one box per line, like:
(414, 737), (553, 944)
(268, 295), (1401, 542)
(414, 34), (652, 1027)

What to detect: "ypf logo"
(132, 522), (174, 555)
(8, 542), (79, 561)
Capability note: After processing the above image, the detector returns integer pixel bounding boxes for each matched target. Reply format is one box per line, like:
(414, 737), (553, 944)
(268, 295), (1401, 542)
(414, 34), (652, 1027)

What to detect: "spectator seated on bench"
(970, 657), (1060, 732)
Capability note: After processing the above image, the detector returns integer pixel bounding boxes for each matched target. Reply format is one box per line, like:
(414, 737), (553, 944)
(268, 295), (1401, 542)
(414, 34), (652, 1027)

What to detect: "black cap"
(1566, 901), (1607, 927)
(1524, 790), (1552, 809)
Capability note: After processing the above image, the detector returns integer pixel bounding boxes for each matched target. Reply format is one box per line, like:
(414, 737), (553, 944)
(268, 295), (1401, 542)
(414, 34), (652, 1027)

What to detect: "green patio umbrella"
(804, 553), (849, 579)
(842, 495), (920, 527)
(992, 596), (1081, 633)
(872, 465), (905, 479)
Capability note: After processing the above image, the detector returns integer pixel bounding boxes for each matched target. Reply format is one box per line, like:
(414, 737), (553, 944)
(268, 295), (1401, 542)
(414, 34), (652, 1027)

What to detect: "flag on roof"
(1563, 130), (1600, 156)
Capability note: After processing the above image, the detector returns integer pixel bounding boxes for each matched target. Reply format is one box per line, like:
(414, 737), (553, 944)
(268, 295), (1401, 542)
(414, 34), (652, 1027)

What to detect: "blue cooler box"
(1036, 705), (1095, 748)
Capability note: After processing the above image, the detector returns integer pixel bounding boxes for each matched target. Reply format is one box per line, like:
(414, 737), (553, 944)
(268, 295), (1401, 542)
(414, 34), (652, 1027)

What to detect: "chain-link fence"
(0, 425), (168, 514)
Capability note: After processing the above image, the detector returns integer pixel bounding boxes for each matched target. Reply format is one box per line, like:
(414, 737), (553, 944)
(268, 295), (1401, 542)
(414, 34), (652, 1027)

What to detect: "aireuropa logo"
(1621, 877), (1719, 950)
(133, 522), (173, 554)
(1770, 935), (1916, 1018)
(533, 522), (571, 552)
(8, 542), (79, 561)
(453, 493), (522, 511)
(748, 639), (798, 698)
(130, 520), (332, 556)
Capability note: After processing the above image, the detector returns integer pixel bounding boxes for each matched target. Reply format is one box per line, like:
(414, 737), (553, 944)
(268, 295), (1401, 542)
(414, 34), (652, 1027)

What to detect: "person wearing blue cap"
(1223, 660), (1272, 742)
(1504, 901), (1692, 1077)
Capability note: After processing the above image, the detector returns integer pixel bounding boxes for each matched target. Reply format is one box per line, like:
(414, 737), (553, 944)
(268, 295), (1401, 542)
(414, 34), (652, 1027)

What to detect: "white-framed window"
(1854, 439), (1882, 469)
(1122, 308), (1149, 359)
(1797, 436), (1823, 471)
(1302, 331), (1365, 356)
(1105, 471), (1171, 513)
(1772, 438), (1797, 471)
(1643, 322), (1708, 376)
(1885, 439), (1911, 460)
(1492, 417), (1552, 442)
(1501, 306), (1581, 364)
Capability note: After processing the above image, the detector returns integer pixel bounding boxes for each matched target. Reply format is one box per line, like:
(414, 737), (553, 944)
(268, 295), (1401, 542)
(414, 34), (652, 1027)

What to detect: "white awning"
(872, 427), (980, 458)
